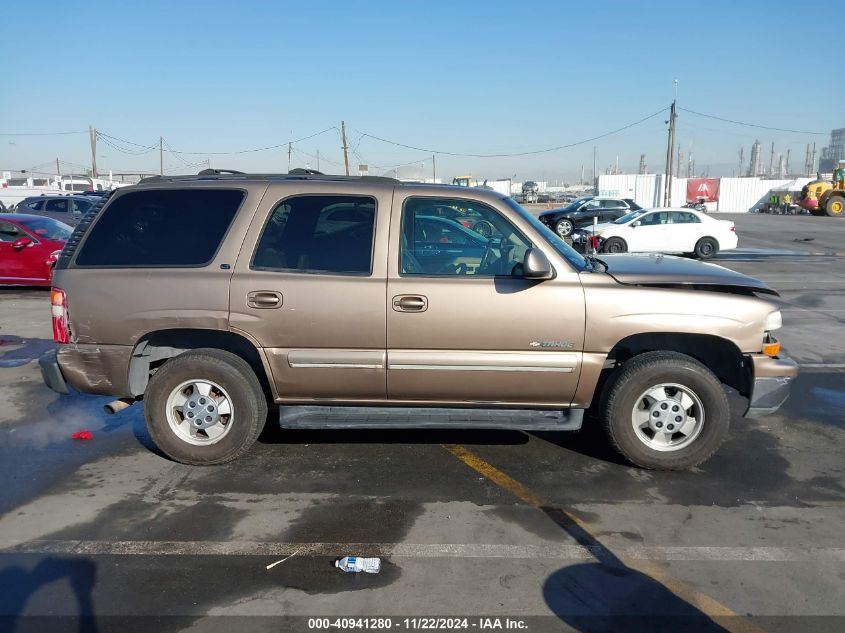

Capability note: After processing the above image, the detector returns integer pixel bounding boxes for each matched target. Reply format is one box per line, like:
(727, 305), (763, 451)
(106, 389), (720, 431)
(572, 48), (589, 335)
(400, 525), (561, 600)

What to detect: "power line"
(679, 108), (827, 136)
(0, 130), (87, 136)
(354, 108), (668, 158)
(96, 127), (340, 156)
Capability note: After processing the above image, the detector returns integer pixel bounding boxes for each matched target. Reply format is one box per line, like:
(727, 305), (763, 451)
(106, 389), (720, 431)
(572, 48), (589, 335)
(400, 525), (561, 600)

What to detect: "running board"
(278, 406), (583, 431)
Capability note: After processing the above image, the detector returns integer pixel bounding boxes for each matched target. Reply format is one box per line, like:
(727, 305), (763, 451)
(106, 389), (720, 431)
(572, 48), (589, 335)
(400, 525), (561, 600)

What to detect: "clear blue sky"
(1, 0), (841, 182)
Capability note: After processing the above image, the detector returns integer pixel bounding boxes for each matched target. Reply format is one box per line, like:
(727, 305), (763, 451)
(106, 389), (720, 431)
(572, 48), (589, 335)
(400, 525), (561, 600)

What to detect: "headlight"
(764, 310), (782, 331)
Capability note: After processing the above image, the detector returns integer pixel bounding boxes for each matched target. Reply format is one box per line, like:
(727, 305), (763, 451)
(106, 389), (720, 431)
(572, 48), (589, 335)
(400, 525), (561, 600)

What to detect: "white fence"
(597, 174), (794, 213)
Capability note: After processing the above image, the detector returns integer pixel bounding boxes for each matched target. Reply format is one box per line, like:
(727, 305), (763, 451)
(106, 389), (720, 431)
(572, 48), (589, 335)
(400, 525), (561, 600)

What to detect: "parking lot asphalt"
(0, 213), (843, 633)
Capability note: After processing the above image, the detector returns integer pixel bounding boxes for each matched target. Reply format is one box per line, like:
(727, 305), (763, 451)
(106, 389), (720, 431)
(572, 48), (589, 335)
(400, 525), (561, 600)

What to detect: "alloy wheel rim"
(165, 379), (234, 445)
(556, 220), (572, 236)
(631, 382), (704, 452)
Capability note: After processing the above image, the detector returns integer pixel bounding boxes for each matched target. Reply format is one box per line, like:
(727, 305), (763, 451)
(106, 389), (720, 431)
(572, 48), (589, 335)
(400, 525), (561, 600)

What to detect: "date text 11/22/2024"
(307, 617), (529, 630)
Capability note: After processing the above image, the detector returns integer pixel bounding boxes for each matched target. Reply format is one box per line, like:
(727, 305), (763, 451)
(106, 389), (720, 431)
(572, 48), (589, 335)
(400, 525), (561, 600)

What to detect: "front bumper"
(744, 353), (798, 418)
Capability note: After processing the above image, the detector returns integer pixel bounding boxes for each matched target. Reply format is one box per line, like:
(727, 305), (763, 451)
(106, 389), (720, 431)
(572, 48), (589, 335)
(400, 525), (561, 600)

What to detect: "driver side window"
(400, 197), (531, 277)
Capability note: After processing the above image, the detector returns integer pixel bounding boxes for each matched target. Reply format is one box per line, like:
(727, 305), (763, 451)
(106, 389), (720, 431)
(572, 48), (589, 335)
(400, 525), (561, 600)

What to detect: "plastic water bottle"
(335, 556), (381, 574)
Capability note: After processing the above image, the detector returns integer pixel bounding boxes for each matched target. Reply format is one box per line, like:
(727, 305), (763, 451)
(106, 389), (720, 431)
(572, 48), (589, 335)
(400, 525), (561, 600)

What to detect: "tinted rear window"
(75, 189), (244, 267)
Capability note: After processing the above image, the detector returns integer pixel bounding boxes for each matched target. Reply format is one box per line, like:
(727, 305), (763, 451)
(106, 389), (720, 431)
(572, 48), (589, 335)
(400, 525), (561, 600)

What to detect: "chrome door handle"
(392, 295), (428, 312)
(247, 291), (283, 309)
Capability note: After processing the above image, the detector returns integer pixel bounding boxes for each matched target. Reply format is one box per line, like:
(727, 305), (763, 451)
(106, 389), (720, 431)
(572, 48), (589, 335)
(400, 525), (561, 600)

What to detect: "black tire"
(144, 348), (268, 465)
(599, 351), (729, 470)
(824, 195), (845, 217)
(602, 237), (627, 254)
(694, 237), (718, 259)
(554, 218), (574, 237)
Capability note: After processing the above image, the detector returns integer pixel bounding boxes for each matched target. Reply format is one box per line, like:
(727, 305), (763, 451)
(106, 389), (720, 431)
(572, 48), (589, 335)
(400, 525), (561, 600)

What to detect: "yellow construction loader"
(798, 164), (845, 217)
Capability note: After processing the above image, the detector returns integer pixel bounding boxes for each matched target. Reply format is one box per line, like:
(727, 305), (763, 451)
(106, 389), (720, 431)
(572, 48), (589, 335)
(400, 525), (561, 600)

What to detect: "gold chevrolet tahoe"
(39, 171), (797, 470)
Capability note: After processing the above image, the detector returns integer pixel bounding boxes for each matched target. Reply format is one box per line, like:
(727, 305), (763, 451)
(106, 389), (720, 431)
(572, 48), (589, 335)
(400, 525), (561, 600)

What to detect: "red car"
(0, 214), (71, 286)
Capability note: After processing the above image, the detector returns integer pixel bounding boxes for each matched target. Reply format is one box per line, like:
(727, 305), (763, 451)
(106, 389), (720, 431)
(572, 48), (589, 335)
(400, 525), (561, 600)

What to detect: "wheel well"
(128, 329), (272, 398)
(604, 332), (749, 396)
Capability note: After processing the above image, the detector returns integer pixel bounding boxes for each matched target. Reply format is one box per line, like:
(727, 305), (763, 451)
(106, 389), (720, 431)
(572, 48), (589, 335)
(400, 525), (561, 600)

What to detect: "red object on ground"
(71, 430), (93, 440)
(589, 236), (600, 250)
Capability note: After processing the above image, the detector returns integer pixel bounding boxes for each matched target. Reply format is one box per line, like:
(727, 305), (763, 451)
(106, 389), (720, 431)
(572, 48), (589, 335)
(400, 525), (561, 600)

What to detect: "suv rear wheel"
(600, 351), (729, 470)
(144, 348), (268, 465)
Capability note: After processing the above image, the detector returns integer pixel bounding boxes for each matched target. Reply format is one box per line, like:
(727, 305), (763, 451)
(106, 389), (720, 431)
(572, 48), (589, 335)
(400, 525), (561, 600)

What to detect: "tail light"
(51, 288), (70, 344)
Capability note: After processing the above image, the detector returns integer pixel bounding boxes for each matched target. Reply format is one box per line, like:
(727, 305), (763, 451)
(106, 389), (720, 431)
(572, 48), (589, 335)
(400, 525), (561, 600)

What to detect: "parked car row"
(2, 194), (104, 227)
(538, 196), (642, 237)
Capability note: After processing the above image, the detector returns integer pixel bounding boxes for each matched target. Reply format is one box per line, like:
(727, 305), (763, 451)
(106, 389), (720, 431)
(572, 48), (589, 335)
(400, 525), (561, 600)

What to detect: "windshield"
(18, 217), (72, 241)
(613, 209), (646, 225)
(502, 197), (588, 271)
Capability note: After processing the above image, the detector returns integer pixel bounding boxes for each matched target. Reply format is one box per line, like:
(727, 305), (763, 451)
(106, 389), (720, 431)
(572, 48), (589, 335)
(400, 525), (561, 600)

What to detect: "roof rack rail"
(138, 169), (400, 185)
(197, 168), (245, 176)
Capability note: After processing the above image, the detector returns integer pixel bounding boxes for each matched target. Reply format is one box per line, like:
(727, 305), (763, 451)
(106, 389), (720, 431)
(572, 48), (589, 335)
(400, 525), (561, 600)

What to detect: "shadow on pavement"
(540, 507), (729, 632)
(0, 557), (97, 633)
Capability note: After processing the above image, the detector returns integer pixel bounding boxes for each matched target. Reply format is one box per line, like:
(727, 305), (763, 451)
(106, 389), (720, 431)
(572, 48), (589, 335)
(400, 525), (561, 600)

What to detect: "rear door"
(387, 193), (585, 406)
(667, 211), (703, 252)
(599, 199), (625, 222)
(43, 197), (72, 223)
(228, 184), (392, 402)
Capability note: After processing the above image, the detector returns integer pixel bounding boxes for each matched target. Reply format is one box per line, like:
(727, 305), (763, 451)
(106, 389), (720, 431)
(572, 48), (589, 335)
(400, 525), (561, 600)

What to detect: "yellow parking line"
(442, 443), (766, 633)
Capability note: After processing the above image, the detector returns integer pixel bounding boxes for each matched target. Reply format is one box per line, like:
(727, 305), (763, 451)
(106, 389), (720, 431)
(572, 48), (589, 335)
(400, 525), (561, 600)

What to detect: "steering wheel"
(478, 240), (496, 274)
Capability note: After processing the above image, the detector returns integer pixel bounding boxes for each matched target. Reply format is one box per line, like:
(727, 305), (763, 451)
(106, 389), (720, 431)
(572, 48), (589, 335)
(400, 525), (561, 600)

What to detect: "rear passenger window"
(75, 189), (244, 267)
(252, 195), (376, 275)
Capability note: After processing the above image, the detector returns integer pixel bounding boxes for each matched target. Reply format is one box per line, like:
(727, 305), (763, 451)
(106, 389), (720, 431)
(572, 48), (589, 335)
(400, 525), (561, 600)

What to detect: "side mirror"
(522, 248), (554, 280)
(13, 237), (32, 251)
(631, 221), (640, 228)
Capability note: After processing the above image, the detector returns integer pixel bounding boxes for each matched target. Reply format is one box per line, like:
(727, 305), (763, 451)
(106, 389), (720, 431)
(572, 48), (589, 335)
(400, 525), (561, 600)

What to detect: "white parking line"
(2, 540), (845, 563)
(799, 363), (845, 368)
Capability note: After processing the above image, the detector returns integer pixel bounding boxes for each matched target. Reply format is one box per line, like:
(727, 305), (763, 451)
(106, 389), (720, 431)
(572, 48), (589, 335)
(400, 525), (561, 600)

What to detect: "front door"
(387, 194), (585, 406)
(628, 210), (670, 252)
(228, 186), (392, 402)
(0, 221), (33, 281)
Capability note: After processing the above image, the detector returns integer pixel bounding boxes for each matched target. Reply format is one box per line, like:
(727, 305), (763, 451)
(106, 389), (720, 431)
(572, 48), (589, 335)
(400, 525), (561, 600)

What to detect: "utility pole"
(287, 143), (292, 172)
(592, 146), (597, 187)
(89, 125), (98, 178)
(432, 154), (436, 182)
(663, 98), (677, 206)
(56, 158), (61, 183)
(615, 155), (619, 175)
(316, 149), (320, 172)
(159, 137), (164, 176)
(580, 164), (585, 183)
(738, 147), (744, 178)
(785, 149), (790, 177)
(341, 121), (350, 176)
(804, 143), (811, 176)
(638, 154), (646, 175)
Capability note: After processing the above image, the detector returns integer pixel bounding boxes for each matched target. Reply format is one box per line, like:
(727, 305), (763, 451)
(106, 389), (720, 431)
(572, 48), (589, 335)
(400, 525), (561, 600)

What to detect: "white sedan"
(573, 208), (737, 259)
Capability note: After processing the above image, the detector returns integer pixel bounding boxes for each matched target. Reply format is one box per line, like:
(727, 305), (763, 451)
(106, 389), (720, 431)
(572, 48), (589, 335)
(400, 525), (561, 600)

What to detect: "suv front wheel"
(600, 351), (729, 470)
(144, 348), (268, 465)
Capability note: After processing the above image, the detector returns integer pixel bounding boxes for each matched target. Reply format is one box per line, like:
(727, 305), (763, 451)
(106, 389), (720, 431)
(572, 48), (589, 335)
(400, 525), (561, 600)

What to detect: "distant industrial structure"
(819, 128), (845, 173)
(748, 140), (761, 177)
